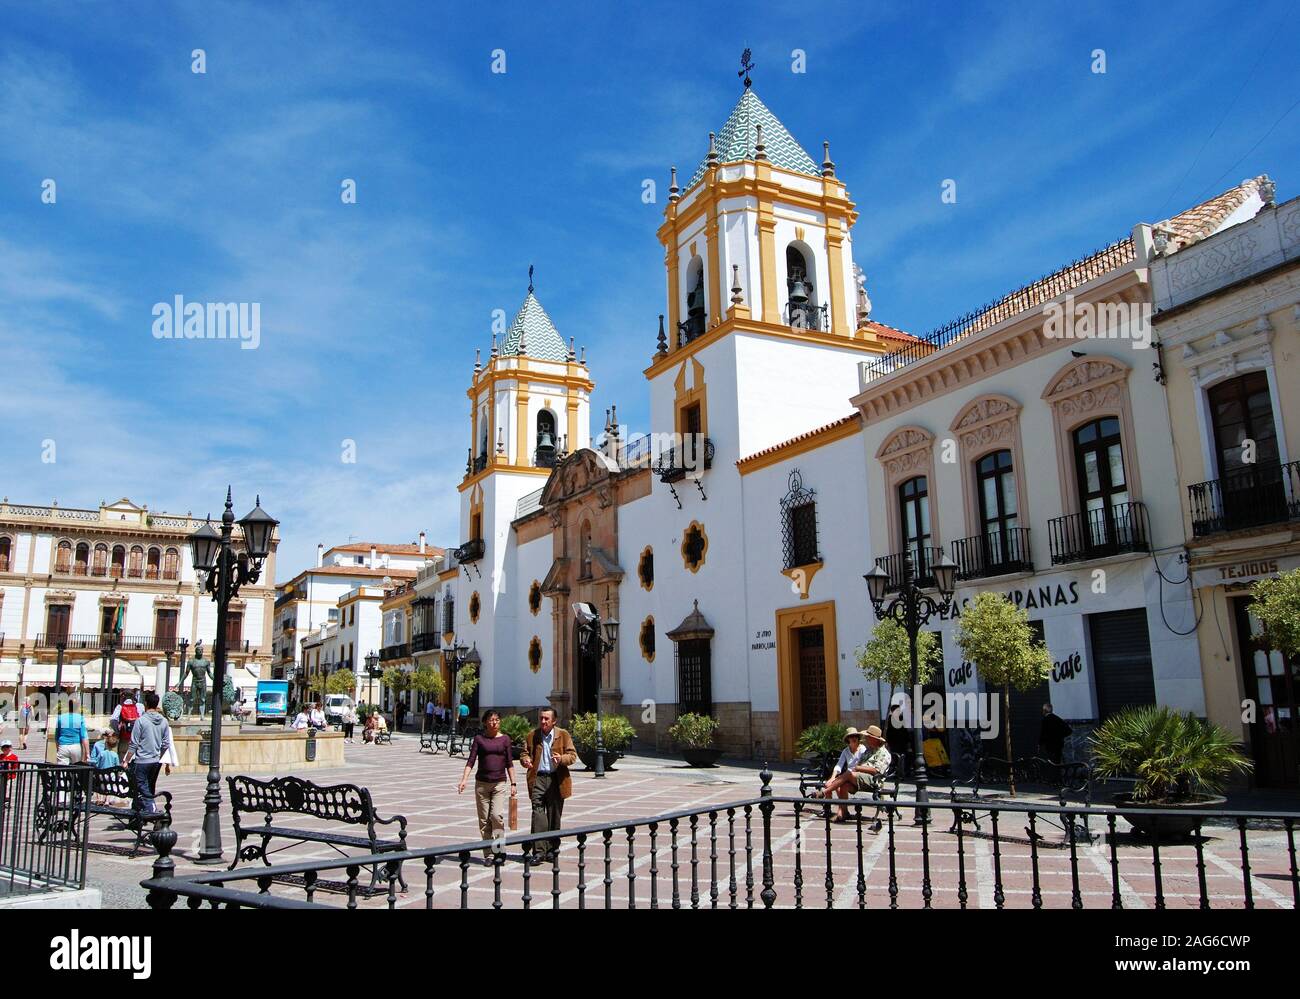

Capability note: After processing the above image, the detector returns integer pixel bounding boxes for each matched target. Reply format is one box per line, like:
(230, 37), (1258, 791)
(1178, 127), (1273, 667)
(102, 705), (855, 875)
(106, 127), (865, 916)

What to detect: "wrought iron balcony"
(678, 310), (707, 346)
(457, 538), (485, 563)
(1188, 460), (1300, 538)
(951, 528), (1034, 580)
(874, 546), (943, 592)
(380, 643), (410, 662)
(472, 452), (488, 474)
(654, 438), (715, 484)
(785, 300), (828, 332)
(35, 632), (178, 652)
(1048, 501), (1150, 565)
(411, 632), (440, 654)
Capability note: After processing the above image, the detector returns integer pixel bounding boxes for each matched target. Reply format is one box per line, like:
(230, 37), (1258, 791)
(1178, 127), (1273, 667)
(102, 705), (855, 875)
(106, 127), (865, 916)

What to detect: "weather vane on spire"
(528, 264), (534, 294)
(739, 48), (754, 89)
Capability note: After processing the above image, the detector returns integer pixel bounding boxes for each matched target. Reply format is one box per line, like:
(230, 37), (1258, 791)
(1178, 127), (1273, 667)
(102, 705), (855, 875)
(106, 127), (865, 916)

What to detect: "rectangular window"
(224, 612), (244, 648)
(677, 638), (713, 717)
(45, 604), (71, 643)
(154, 609), (178, 649)
(788, 502), (819, 568)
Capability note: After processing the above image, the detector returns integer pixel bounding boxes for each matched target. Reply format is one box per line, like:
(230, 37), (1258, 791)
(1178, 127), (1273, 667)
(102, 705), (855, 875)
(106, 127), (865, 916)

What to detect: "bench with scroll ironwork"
(948, 756), (1094, 843)
(36, 764), (171, 857)
(227, 774), (408, 893)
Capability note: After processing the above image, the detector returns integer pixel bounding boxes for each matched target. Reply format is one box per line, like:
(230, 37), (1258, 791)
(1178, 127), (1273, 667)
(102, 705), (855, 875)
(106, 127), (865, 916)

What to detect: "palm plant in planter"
(570, 712), (636, 771)
(668, 713), (721, 767)
(499, 714), (532, 753)
(797, 721), (849, 781)
(1091, 705), (1252, 839)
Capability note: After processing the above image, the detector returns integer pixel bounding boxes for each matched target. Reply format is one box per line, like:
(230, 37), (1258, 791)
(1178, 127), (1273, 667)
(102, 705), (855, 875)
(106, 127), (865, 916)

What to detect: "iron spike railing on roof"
(861, 236), (1135, 382)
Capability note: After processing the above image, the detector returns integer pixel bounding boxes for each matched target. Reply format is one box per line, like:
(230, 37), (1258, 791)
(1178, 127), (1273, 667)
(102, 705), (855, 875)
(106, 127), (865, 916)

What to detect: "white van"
(324, 693), (354, 726)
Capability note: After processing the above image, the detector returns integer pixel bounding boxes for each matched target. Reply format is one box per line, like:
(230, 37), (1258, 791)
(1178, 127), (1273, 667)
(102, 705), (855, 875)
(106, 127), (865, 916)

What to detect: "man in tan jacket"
(518, 707), (578, 860)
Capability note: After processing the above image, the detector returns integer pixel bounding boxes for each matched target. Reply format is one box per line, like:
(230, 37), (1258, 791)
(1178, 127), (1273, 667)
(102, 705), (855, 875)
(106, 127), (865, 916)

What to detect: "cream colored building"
(1150, 180), (1300, 788)
(0, 497), (277, 715)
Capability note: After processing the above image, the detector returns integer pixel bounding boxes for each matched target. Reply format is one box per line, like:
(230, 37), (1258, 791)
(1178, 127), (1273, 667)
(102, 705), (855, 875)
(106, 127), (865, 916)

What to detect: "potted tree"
(954, 591), (1053, 795)
(669, 712), (721, 767)
(570, 712), (635, 770)
(1092, 705), (1251, 839)
(856, 617), (942, 776)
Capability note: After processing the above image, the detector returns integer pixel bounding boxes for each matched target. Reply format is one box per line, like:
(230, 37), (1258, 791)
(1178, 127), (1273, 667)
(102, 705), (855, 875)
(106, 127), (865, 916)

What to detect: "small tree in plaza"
(856, 618), (942, 691)
(954, 591), (1052, 795)
(325, 668), (356, 697)
(456, 664), (479, 700)
(381, 665), (411, 713)
(1250, 568), (1300, 658)
(410, 664), (446, 705)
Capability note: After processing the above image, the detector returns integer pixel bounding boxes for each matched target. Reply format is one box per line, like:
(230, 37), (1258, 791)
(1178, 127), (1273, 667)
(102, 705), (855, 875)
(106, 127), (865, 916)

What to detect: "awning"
(666, 599), (715, 642)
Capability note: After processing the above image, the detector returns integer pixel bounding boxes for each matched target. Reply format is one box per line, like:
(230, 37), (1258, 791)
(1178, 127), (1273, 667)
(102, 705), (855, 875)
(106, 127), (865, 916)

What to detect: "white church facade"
(419, 82), (1281, 763)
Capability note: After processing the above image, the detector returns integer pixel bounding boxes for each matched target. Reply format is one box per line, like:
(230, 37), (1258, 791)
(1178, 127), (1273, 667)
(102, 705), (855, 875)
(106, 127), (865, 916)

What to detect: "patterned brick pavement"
(17, 732), (1298, 909)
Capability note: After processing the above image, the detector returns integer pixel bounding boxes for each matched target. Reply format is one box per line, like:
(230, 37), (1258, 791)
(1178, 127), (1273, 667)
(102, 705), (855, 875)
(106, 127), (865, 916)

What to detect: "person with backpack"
(110, 693), (141, 753)
(122, 692), (172, 815)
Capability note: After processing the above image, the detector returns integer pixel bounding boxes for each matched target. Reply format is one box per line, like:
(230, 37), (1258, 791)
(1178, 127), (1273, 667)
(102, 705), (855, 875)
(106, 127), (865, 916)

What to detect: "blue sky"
(2, 0), (1297, 578)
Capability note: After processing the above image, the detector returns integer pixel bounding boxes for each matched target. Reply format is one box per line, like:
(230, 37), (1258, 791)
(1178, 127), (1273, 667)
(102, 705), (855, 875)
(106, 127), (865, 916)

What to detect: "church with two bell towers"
(428, 70), (905, 761)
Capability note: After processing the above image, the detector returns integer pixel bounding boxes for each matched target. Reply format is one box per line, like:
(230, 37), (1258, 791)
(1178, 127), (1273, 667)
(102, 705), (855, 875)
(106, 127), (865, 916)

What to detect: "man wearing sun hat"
(812, 725), (892, 822)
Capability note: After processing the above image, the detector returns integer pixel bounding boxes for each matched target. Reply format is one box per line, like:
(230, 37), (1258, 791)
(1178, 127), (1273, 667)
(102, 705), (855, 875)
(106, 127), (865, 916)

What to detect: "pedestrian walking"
(121, 692), (172, 815)
(342, 704), (357, 742)
(457, 709), (517, 861)
(424, 698), (435, 733)
(18, 697), (32, 750)
(110, 692), (141, 755)
(1038, 703), (1072, 764)
(52, 699), (89, 765)
(518, 707), (577, 861)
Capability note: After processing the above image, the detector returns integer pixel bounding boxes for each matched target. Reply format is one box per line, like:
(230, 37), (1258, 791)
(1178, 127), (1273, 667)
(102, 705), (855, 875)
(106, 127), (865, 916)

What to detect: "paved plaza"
(12, 732), (1299, 910)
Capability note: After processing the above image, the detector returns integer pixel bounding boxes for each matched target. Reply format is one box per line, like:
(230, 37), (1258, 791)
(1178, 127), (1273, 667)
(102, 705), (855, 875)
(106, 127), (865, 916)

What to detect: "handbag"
(509, 792), (519, 831)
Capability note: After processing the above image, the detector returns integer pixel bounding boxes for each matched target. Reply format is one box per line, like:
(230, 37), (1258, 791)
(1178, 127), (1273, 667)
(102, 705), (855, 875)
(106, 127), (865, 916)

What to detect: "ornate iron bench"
(36, 765), (171, 857)
(227, 775), (409, 893)
(798, 752), (837, 797)
(432, 721), (479, 757)
(949, 756), (1094, 843)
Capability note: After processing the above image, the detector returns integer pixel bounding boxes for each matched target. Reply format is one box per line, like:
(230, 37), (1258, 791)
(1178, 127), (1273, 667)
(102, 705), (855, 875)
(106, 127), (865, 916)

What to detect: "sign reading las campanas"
(1192, 554), (1300, 590)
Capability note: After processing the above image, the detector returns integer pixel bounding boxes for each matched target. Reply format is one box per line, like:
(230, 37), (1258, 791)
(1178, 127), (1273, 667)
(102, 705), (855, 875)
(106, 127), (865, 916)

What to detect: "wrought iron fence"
(0, 763), (92, 895)
(139, 771), (1299, 910)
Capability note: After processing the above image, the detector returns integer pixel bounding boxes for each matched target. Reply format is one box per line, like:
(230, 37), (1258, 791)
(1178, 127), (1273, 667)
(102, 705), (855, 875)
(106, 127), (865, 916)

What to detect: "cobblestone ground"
(15, 733), (1299, 910)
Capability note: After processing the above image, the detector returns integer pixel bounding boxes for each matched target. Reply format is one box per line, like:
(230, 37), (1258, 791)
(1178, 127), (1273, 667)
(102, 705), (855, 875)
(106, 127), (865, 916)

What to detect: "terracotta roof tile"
(327, 543), (445, 556)
(737, 413), (861, 468)
(1156, 175), (1269, 251)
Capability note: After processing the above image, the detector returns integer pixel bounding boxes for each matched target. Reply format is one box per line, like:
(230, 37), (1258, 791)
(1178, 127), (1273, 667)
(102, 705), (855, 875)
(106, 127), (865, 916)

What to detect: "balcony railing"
(1048, 501), (1150, 565)
(1189, 460), (1300, 538)
(380, 643), (410, 662)
(473, 453), (488, 474)
(412, 632), (440, 654)
(951, 528), (1033, 580)
(874, 546), (943, 592)
(677, 311), (706, 346)
(654, 438), (715, 484)
(457, 538), (485, 563)
(35, 633), (178, 652)
(785, 300), (827, 332)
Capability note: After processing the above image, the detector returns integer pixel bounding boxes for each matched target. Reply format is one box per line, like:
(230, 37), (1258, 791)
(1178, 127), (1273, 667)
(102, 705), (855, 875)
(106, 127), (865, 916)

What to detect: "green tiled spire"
(501, 291), (568, 362)
(687, 89), (819, 188)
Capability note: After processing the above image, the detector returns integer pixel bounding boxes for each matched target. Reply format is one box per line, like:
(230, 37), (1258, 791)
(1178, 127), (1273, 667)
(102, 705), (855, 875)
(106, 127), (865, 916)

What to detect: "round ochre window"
(469, 591), (481, 623)
(639, 616), (656, 663)
(681, 522), (707, 573)
(529, 580), (542, 616)
(638, 547), (654, 591)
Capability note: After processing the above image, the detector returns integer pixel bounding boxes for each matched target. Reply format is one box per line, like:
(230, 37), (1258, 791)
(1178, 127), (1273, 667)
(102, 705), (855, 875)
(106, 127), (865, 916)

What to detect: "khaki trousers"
(474, 779), (510, 858)
(56, 743), (84, 765)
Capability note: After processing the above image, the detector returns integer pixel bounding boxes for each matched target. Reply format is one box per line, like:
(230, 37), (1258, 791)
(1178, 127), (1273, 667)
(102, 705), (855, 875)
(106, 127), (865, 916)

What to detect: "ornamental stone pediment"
(540, 448), (621, 508)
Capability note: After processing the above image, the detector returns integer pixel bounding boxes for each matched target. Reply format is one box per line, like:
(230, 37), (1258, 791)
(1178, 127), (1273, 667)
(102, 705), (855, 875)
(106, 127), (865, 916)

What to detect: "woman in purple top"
(457, 709), (517, 860)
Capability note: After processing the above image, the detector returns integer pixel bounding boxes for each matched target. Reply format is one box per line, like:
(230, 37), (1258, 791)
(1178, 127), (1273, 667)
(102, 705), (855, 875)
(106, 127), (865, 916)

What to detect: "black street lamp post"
(365, 651), (380, 712)
(188, 488), (277, 865)
(440, 636), (480, 740)
(863, 550), (957, 820)
(572, 603), (619, 779)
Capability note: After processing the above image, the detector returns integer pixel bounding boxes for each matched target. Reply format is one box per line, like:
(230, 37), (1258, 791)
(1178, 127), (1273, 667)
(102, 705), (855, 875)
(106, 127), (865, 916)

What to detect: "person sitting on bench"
(813, 726), (891, 823)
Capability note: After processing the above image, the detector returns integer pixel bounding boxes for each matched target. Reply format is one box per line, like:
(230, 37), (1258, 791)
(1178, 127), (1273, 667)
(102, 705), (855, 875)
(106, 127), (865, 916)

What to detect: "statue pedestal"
(171, 717), (243, 737)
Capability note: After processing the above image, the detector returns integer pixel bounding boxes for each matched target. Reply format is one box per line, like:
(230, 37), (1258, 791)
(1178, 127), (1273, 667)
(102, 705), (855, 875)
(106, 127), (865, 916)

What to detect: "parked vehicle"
(255, 680), (290, 726)
(324, 694), (354, 727)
